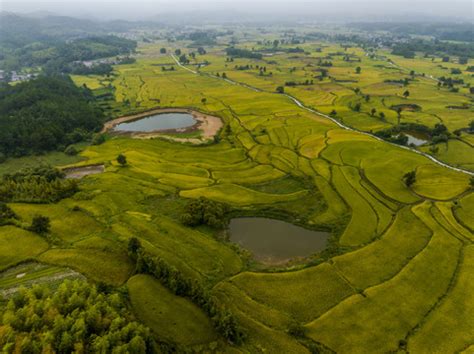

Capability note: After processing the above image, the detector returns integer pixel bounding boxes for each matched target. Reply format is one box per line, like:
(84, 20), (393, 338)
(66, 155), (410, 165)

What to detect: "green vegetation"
(0, 76), (103, 157)
(129, 238), (245, 344)
(0, 13), (136, 73)
(0, 24), (473, 353)
(116, 153), (127, 166)
(128, 275), (217, 347)
(0, 280), (154, 353)
(181, 197), (229, 228)
(0, 165), (78, 203)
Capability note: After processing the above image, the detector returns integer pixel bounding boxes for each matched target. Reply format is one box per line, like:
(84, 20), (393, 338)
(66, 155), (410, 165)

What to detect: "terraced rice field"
(1, 38), (473, 352)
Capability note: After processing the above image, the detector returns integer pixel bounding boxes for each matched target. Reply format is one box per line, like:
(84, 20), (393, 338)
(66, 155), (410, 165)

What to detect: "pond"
(113, 113), (196, 132)
(229, 217), (329, 263)
(404, 132), (428, 146)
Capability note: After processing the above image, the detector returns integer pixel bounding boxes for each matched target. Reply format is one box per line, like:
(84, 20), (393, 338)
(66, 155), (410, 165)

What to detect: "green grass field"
(0, 36), (472, 352)
(127, 274), (218, 346)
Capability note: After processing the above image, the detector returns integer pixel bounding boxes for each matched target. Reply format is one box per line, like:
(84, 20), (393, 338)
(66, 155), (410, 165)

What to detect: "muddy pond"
(229, 217), (329, 263)
(113, 113), (196, 132)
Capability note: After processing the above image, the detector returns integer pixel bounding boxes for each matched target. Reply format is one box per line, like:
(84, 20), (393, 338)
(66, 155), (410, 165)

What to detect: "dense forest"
(0, 76), (104, 157)
(0, 280), (155, 353)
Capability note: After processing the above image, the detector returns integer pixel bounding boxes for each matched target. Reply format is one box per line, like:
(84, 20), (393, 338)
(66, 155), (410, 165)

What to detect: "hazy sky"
(1, 0), (473, 21)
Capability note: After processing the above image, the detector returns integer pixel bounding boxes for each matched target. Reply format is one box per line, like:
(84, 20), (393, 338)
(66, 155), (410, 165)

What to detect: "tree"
(379, 112), (386, 121)
(403, 90), (410, 98)
(469, 120), (474, 133)
(174, 49), (181, 56)
(179, 54), (188, 64)
(30, 215), (50, 234)
(276, 86), (285, 94)
(0, 203), (17, 224)
(287, 321), (307, 338)
(396, 107), (402, 125)
(470, 176), (474, 189)
(117, 154), (127, 166)
(403, 171), (416, 187)
(222, 72), (227, 79)
(433, 123), (448, 136)
(329, 109), (337, 117)
(201, 98), (207, 104)
(355, 66), (361, 74)
(160, 48), (166, 54)
(370, 108), (377, 116)
(353, 102), (361, 112)
(128, 237), (142, 264)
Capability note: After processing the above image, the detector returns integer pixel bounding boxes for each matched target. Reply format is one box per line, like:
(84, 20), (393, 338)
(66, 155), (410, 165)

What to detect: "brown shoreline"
(101, 108), (223, 144)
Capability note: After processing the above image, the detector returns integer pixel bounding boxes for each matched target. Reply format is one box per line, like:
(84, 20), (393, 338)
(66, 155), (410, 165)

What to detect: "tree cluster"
(128, 238), (245, 345)
(285, 80), (314, 87)
(180, 197), (229, 228)
(225, 48), (262, 60)
(391, 39), (474, 59)
(0, 165), (78, 203)
(0, 280), (155, 353)
(375, 123), (449, 146)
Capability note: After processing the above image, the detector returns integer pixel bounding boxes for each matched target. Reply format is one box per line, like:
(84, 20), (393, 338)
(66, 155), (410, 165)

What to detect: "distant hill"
(0, 13), (137, 72)
(0, 12), (136, 47)
(350, 22), (474, 43)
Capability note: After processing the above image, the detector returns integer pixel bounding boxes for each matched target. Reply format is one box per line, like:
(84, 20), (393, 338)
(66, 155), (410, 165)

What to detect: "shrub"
(30, 215), (50, 234)
(287, 321), (307, 338)
(403, 171), (416, 187)
(92, 134), (106, 145)
(64, 145), (78, 156)
(117, 153), (127, 166)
